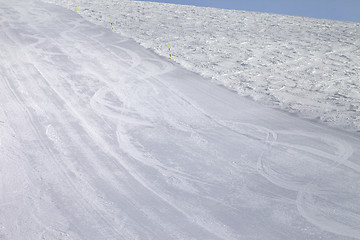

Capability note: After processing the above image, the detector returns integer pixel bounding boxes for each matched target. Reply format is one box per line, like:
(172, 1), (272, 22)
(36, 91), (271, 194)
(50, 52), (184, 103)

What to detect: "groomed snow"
(1, 0), (360, 240)
(42, 0), (360, 133)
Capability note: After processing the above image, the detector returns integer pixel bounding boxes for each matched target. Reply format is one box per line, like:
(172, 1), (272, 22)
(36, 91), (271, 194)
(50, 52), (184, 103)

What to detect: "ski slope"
(0, 0), (360, 239)
(44, 0), (360, 133)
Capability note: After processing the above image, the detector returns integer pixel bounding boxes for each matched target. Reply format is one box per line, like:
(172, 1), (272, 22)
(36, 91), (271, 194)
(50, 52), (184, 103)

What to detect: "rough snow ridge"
(42, 0), (360, 133)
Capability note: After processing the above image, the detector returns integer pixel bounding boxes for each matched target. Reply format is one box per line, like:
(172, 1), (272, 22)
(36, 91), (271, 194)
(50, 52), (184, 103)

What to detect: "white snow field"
(42, 0), (360, 133)
(1, 0), (360, 240)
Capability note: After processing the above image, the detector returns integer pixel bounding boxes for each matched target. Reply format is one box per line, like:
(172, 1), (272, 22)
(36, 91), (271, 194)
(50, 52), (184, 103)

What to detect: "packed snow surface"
(1, 0), (360, 239)
(43, 0), (360, 133)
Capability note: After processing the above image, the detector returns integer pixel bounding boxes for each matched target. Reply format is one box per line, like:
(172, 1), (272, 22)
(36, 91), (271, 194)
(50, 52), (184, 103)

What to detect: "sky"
(136, 0), (360, 23)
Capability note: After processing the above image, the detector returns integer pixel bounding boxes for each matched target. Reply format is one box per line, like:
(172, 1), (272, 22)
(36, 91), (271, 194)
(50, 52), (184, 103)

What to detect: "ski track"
(1, 1), (360, 239)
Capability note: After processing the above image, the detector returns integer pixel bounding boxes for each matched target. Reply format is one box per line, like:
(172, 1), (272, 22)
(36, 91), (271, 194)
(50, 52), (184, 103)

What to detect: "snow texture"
(42, 0), (360, 133)
(1, 0), (360, 239)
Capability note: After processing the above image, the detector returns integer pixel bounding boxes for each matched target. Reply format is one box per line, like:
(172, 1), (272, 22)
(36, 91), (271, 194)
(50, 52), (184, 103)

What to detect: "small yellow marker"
(78, 6), (79, 13)
(168, 44), (172, 60)
(110, 21), (114, 30)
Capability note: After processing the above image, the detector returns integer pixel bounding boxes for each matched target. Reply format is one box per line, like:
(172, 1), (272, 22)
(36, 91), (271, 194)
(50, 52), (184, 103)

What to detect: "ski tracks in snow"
(211, 117), (360, 238)
(256, 128), (359, 239)
(1, 1), (360, 239)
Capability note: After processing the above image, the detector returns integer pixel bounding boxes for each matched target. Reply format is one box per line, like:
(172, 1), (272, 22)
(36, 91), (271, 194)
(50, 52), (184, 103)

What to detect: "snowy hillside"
(43, 0), (360, 133)
(1, 0), (360, 239)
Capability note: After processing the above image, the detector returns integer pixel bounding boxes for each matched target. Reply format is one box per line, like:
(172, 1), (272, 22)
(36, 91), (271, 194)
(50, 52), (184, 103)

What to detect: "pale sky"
(136, 0), (360, 22)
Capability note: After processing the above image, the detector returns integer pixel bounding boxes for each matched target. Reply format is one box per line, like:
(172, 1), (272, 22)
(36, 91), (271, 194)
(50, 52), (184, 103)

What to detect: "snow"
(43, 0), (360, 133)
(0, 0), (360, 239)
